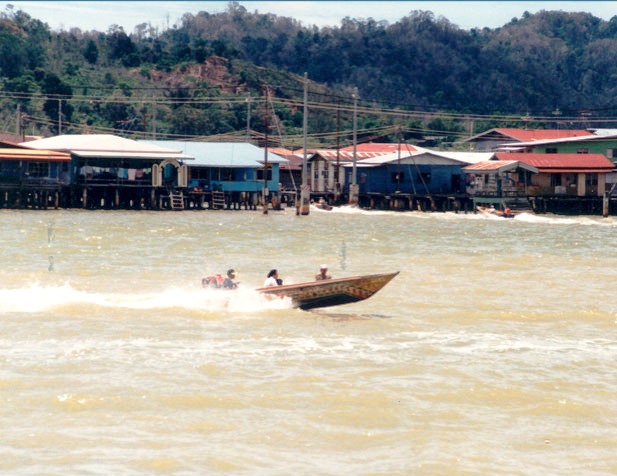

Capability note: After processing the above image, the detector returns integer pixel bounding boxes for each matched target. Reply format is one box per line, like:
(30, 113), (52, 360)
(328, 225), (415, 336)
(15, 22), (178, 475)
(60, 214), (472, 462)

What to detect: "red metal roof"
(268, 148), (303, 170)
(268, 147), (297, 156)
(340, 143), (417, 153)
(305, 149), (391, 161)
(539, 169), (611, 173)
(495, 152), (615, 172)
(275, 154), (303, 171)
(493, 128), (591, 141)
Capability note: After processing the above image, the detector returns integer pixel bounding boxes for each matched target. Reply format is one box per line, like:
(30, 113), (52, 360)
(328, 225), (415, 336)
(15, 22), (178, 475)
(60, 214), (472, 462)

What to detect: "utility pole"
(143, 112), (149, 138)
(246, 93), (251, 140)
(349, 87), (359, 205)
(152, 98), (157, 139)
(58, 99), (62, 135)
(263, 87), (269, 215)
(396, 129), (402, 193)
(16, 104), (21, 136)
(335, 103), (341, 203)
(299, 72), (310, 215)
(553, 108), (562, 137)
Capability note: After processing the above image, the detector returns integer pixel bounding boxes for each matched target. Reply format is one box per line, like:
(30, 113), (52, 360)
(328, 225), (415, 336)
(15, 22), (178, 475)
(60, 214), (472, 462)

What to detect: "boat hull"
(256, 272), (399, 310)
(476, 206), (514, 218)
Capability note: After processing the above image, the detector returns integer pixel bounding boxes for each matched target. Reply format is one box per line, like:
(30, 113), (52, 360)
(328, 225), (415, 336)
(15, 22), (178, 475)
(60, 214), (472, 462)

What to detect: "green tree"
(38, 72), (74, 128)
(83, 39), (99, 64)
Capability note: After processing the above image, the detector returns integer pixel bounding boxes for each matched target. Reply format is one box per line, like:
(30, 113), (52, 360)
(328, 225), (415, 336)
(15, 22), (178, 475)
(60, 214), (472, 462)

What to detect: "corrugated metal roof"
(466, 128), (591, 143)
(343, 148), (491, 167)
(462, 160), (539, 174)
(500, 133), (617, 148)
(306, 149), (391, 161)
(73, 151), (193, 160)
(0, 140), (24, 148)
(348, 150), (416, 165)
(272, 153), (303, 171)
(140, 141), (287, 168)
(340, 143), (414, 153)
(268, 147), (297, 156)
(428, 151), (495, 164)
(495, 128), (591, 141)
(590, 129), (617, 136)
(303, 145), (492, 167)
(0, 133), (41, 144)
(495, 153), (615, 171)
(463, 160), (517, 171)
(0, 148), (70, 162)
(22, 134), (188, 156)
(542, 169), (612, 173)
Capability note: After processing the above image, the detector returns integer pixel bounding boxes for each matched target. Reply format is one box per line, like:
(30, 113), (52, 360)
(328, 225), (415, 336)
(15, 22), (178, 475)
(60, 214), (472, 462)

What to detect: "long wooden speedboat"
(476, 205), (515, 218)
(256, 271), (399, 310)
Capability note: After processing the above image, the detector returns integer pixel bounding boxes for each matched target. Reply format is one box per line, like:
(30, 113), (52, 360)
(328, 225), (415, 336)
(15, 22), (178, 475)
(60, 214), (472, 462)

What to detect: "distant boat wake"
(0, 284), (292, 314)
(329, 206), (617, 226)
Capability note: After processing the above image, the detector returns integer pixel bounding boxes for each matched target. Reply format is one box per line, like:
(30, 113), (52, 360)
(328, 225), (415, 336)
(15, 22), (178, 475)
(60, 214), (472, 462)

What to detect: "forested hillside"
(2, 3), (617, 148)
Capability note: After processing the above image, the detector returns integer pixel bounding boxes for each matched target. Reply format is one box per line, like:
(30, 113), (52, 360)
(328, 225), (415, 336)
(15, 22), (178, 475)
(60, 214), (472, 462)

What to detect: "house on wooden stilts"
(140, 141), (288, 210)
(0, 141), (70, 209)
(20, 134), (193, 209)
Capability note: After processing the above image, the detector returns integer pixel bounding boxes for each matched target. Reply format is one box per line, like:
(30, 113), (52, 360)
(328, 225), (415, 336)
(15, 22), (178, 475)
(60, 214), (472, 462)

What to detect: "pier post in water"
(603, 192), (609, 217)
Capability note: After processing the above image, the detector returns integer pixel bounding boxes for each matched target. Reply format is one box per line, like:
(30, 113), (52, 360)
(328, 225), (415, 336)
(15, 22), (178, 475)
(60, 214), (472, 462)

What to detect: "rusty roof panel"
(462, 160), (539, 174)
(495, 152), (614, 171)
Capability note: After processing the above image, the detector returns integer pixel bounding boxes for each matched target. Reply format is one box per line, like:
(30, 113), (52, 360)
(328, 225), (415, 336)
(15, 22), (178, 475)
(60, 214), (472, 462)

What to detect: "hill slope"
(1, 5), (617, 147)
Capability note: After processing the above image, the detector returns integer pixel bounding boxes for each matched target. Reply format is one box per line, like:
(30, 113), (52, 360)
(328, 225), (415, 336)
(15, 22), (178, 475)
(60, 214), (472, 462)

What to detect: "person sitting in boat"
(223, 269), (238, 289)
(316, 198), (333, 210)
(264, 269), (282, 287)
(202, 274), (224, 288)
(315, 264), (332, 281)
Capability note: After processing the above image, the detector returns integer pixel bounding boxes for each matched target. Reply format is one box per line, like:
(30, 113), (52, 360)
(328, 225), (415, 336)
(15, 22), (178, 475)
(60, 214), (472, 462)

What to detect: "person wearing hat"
(315, 264), (332, 281)
(223, 269), (238, 289)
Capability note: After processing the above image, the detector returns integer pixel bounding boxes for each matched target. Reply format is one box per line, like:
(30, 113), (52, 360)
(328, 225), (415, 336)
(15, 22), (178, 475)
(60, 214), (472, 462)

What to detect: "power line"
(6, 81), (617, 146)
(4, 85), (617, 124)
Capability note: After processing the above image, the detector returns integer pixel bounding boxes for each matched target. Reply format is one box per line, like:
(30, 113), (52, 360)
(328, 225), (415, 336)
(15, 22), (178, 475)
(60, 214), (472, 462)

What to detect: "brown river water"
(1, 206), (616, 475)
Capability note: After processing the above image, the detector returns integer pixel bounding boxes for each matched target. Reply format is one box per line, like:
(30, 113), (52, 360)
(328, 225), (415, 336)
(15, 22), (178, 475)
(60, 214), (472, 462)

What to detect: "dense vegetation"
(2, 3), (617, 148)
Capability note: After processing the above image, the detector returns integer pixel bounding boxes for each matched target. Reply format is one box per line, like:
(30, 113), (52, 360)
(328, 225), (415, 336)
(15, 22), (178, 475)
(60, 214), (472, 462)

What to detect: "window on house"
(607, 148), (617, 158)
(576, 148), (589, 154)
(0, 161), (19, 182)
(192, 168), (210, 180)
(256, 168), (272, 181)
(551, 174), (562, 187)
(215, 167), (235, 181)
(27, 162), (49, 178)
(391, 172), (404, 183)
(416, 172), (431, 183)
(545, 148), (558, 154)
